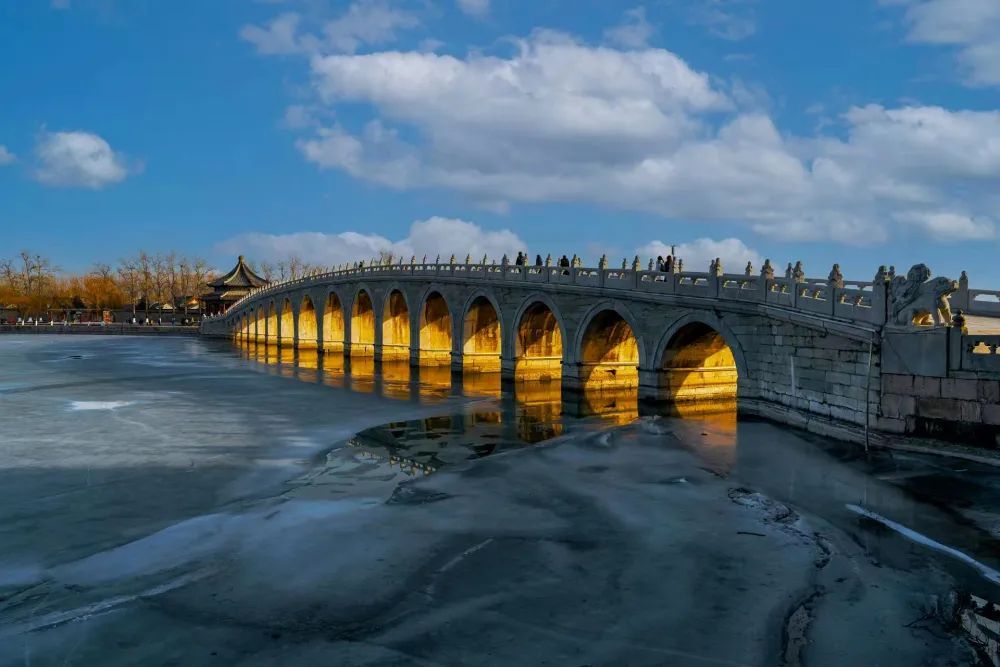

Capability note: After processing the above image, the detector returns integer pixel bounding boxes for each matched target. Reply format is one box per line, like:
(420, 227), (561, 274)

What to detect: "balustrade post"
(954, 271), (970, 311)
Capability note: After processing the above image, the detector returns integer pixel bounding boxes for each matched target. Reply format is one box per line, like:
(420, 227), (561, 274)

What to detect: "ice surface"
(0, 335), (997, 666)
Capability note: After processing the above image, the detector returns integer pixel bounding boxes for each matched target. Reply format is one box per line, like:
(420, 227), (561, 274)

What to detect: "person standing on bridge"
(559, 254), (570, 268)
(535, 254), (543, 266)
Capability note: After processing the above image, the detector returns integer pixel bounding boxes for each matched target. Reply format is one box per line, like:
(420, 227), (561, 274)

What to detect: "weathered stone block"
(941, 378), (978, 401)
(883, 374), (914, 393)
(915, 397), (960, 420)
(826, 371), (852, 385)
(983, 404), (1000, 426)
(881, 394), (915, 419)
(875, 417), (906, 433)
(913, 376), (941, 398)
(960, 401), (982, 423)
(977, 380), (1000, 404)
(808, 400), (831, 417)
(830, 405), (861, 424)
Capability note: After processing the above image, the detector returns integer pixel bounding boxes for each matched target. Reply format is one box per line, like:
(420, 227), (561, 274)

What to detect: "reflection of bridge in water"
(236, 338), (738, 475)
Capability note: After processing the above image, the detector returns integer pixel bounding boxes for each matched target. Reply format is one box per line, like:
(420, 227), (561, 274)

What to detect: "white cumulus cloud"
(456, 0), (489, 18)
(240, 1), (419, 56)
(0, 145), (15, 165)
(638, 238), (762, 274)
(889, 0), (1000, 86)
(217, 217), (526, 266)
(248, 21), (1000, 246)
(34, 131), (132, 189)
(604, 7), (655, 49)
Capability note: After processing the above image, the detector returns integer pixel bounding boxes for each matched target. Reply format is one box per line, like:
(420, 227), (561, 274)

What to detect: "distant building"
(200, 255), (268, 315)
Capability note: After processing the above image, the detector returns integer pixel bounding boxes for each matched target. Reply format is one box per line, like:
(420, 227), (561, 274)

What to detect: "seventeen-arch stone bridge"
(202, 259), (1000, 449)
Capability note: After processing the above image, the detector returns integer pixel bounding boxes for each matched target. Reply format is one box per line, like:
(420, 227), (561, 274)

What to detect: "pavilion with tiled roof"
(200, 256), (268, 315)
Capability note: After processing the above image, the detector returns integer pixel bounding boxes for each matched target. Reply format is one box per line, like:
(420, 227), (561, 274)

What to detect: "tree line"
(0, 251), (333, 318)
(0, 251), (216, 317)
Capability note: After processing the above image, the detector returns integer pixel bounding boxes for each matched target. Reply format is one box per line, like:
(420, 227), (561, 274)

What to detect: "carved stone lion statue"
(889, 263), (957, 327)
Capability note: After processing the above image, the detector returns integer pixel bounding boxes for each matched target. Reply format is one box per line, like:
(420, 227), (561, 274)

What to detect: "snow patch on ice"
(69, 401), (135, 411)
(846, 504), (1000, 585)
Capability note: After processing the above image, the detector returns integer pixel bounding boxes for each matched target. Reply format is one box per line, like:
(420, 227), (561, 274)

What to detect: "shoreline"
(0, 324), (199, 336)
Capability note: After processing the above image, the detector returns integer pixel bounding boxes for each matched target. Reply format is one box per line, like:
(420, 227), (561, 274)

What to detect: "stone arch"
(462, 292), (502, 373)
(265, 301), (278, 344)
(297, 295), (318, 349)
(382, 288), (411, 361)
(323, 291), (346, 352)
(419, 290), (453, 366)
(350, 288), (376, 357)
(575, 301), (644, 389)
(279, 298), (295, 346)
(512, 294), (566, 382)
(654, 312), (746, 403)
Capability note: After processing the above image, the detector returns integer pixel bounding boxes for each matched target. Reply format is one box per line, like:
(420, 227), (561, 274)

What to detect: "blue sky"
(1, 0), (999, 285)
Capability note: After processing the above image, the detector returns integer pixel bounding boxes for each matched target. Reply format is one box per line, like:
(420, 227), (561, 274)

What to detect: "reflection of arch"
(419, 291), (452, 366)
(577, 305), (641, 389)
(323, 292), (345, 352)
(463, 294), (501, 372)
(279, 298), (295, 346)
(265, 301), (278, 344)
(513, 296), (565, 382)
(656, 314), (742, 403)
(298, 295), (318, 349)
(351, 289), (376, 357)
(382, 289), (411, 361)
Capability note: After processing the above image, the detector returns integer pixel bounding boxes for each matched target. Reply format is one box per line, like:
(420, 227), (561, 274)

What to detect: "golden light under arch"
(297, 296), (318, 349)
(660, 321), (738, 406)
(279, 298), (295, 346)
(515, 301), (562, 382)
(265, 302), (278, 345)
(323, 293), (345, 352)
(254, 307), (265, 343)
(463, 295), (501, 373)
(382, 290), (410, 361)
(419, 291), (452, 366)
(579, 309), (639, 390)
(351, 290), (376, 357)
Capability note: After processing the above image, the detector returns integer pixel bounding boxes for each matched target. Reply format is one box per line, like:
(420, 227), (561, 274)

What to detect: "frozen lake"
(0, 335), (998, 665)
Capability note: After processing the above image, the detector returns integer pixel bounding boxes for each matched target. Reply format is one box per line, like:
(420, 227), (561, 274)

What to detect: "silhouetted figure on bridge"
(559, 255), (570, 268)
(535, 254), (543, 266)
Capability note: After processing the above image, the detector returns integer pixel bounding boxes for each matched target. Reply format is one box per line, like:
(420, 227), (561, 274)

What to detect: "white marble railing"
(204, 262), (890, 328)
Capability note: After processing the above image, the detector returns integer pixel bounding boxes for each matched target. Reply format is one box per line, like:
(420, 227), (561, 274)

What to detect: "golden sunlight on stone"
(463, 296), (501, 372)
(280, 299), (295, 347)
(297, 296), (318, 349)
(661, 323), (738, 402)
(351, 290), (376, 357)
(420, 292), (452, 366)
(382, 290), (410, 361)
(580, 310), (639, 390)
(515, 302), (562, 381)
(323, 293), (345, 352)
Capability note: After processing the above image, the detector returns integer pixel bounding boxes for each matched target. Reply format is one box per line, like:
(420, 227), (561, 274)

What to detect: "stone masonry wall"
(880, 373), (1000, 446)
(726, 315), (880, 436)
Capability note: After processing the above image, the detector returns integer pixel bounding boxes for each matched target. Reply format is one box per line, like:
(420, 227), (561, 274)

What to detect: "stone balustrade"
(204, 261), (891, 328)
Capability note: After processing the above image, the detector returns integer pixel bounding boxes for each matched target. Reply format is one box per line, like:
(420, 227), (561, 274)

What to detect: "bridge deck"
(965, 315), (1000, 334)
